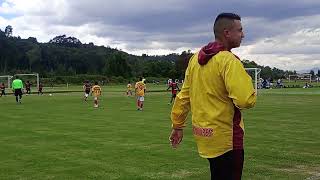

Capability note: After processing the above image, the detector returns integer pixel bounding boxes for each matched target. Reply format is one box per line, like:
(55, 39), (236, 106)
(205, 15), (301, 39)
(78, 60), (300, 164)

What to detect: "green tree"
(5, 25), (12, 37)
(104, 53), (131, 78)
(242, 59), (258, 68)
(26, 45), (41, 71)
(260, 66), (272, 80)
(175, 51), (192, 79)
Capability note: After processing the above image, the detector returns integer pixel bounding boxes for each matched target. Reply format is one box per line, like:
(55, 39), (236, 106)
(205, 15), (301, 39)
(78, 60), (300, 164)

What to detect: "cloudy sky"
(1, 0), (320, 71)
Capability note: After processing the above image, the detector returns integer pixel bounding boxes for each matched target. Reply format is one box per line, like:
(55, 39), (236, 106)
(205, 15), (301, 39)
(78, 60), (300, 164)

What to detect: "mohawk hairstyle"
(214, 13), (241, 38)
(214, 13), (241, 24)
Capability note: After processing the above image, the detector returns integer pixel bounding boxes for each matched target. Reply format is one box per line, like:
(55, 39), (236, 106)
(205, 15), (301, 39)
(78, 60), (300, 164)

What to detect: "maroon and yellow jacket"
(171, 42), (256, 158)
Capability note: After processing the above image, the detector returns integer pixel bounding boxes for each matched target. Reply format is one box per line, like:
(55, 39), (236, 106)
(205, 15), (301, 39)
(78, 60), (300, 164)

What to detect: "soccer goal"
(288, 74), (311, 83)
(245, 68), (261, 94)
(14, 73), (40, 89)
(0, 75), (13, 88)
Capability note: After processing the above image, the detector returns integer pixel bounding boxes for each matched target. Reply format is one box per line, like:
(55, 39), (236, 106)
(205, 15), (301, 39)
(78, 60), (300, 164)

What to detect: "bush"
(39, 75), (172, 85)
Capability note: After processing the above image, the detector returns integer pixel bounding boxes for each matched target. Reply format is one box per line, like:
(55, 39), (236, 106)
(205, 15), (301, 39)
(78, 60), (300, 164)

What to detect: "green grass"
(8, 84), (169, 94)
(0, 86), (319, 179)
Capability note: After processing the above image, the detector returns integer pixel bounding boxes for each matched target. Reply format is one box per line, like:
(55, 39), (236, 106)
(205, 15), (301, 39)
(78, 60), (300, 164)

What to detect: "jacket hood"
(198, 41), (226, 65)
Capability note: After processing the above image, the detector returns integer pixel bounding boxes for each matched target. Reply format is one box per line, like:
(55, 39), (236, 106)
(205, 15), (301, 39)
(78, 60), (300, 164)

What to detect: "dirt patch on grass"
(171, 169), (195, 178)
(143, 169), (204, 179)
(275, 165), (320, 179)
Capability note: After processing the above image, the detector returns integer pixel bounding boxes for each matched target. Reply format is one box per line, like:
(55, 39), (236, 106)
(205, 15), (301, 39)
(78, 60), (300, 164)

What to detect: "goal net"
(14, 73), (40, 92)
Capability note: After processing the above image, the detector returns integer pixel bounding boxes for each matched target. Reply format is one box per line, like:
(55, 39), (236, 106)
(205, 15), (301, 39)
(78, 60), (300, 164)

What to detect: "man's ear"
(223, 29), (231, 38)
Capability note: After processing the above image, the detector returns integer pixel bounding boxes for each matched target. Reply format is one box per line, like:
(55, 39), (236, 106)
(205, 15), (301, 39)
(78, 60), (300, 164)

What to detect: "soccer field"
(0, 86), (319, 180)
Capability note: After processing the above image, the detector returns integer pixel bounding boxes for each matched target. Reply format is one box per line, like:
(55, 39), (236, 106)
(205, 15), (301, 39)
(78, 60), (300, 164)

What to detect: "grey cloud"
(41, 0), (320, 50)
(15, 0), (318, 51)
(253, 46), (320, 55)
(3, 0), (320, 70)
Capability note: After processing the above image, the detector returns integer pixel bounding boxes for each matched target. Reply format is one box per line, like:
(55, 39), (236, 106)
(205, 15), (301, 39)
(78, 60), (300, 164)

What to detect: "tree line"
(0, 30), (191, 81)
(1, 26), (316, 84)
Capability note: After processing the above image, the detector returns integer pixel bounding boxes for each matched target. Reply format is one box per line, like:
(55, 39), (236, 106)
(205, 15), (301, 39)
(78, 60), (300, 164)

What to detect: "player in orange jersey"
(91, 81), (102, 108)
(126, 81), (133, 96)
(135, 77), (146, 110)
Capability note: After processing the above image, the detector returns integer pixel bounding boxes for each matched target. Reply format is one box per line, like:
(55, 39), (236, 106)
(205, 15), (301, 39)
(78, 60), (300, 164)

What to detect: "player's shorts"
(137, 96), (144, 102)
(14, 89), (23, 96)
(207, 150), (244, 180)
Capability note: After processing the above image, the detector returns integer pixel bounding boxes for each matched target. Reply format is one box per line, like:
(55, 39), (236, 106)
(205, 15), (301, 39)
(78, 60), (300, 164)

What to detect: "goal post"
(245, 68), (261, 94)
(14, 73), (40, 89)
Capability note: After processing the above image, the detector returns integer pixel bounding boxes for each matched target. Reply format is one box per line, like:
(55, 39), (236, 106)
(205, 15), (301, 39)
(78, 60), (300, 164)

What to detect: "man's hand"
(169, 129), (183, 149)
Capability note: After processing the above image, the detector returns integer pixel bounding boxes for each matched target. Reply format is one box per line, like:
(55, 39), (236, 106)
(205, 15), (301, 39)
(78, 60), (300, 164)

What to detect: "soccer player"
(83, 80), (91, 101)
(135, 77), (146, 111)
(91, 81), (102, 108)
(126, 81), (133, 96)
(38, 83), (43, 95)
(12, 76), (24, 103)
(167, 78), (180, 104)
(167, 78), (172, 86)
(169, 13), (256, 180)
(0, 82), (5, 97)
(25, 81), (32, 94)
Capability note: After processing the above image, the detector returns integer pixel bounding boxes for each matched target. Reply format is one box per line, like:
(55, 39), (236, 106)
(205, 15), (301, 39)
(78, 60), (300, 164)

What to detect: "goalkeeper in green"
(12, 76), (23, 103)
